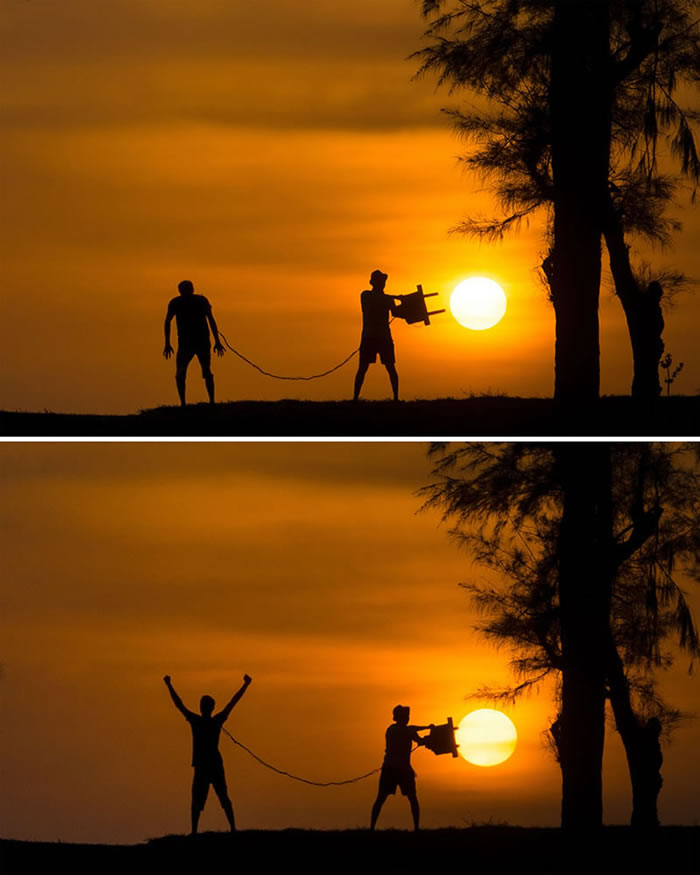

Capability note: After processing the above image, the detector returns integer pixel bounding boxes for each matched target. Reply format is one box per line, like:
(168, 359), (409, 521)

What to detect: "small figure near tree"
(370, 705), (433, 831)
(164, 280), (225, 407)
(164, 673), (252, 835)
(632, 281), (665, 399)
(629, 717), (663, 828)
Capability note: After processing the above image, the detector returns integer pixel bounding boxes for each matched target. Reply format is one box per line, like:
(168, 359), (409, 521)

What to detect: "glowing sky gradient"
(1, 0), (698, 413)
(1, 443), (698, 843)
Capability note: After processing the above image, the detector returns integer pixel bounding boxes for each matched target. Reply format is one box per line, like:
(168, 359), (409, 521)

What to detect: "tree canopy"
(415, 0), (700, 238)
(422, 442), (700, 823)
(415, 1), (700, 400)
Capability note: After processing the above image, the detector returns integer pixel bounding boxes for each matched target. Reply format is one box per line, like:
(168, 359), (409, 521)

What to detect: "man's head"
(370, 269), (388, 291)
(392, 705), (410, 725)
(200, 695), (216, 716)
(178, 280), (195, 296)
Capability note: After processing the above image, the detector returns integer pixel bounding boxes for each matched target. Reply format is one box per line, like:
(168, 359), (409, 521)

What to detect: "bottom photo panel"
(1, 442), (698, 869)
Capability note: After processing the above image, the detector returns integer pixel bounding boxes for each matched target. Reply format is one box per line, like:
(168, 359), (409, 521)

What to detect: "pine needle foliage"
(413, 1), (700, 239)
(421, 442), (700, 721)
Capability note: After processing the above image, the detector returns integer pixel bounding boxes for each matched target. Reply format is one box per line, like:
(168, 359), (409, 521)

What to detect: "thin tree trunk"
(605, 633), (662, 827)
(603, 201), (662, 398)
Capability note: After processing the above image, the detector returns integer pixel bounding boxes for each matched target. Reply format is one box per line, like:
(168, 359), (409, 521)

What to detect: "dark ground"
(1, 396), (698, 437)
(1, 827), (697, 874)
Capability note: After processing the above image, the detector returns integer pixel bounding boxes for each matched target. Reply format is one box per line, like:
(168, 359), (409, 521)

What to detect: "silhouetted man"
(164, 673), (252, 835)
(370, 705), (433, 831)
(631, 716), (663, 828)
(648, 280), (665, 393)
(632, 280), (665, 399)
(164, 280), (225, 406)
(353, 270), (406, 401)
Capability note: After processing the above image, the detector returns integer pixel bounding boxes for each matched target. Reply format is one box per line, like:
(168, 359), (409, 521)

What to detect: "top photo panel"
(2, 1), (699, 438)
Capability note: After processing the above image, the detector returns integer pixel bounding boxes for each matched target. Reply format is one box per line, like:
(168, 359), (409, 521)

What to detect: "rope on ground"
(222, 727), (382, 786)
(218, 330), (359, 381)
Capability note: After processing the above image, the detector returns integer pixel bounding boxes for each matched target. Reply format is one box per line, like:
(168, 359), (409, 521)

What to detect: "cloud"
(2, 0), (426, 66)
(0, 442), (433, 490)
(2, 0), (442, 133)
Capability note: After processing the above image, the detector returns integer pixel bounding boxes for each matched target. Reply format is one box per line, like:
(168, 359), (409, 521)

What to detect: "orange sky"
(1, 442), (698, 843)
(1, 0), (699, 413)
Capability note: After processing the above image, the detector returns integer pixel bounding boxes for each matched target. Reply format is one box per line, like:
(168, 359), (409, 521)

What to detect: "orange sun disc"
(456, 709), (517, 766)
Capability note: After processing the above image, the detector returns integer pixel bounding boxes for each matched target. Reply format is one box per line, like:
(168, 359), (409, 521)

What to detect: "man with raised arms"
(164, 673), (252, 834)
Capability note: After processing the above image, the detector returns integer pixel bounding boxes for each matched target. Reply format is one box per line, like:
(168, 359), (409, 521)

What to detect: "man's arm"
(206, 304), (225, 357)
(217, 674), (252, 722)
(163, 675), (195, 719)
(164, 302), (175, 358)
(411, 724), (435, 745)
(388, 294), (407, 317)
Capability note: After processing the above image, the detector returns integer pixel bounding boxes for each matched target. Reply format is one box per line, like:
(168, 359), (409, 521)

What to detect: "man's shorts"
(359, 337), (395, 366)
(176, 343), (212, 377)
(378, 764), (416, 797)
(192, 761), (229, 811)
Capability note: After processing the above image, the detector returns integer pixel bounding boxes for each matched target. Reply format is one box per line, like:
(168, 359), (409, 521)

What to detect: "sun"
(456, 709), (517, 767)
(449, 277), (507, 330)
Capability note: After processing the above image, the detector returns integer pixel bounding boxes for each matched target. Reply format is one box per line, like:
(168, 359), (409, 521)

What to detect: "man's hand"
(163, 344), (174, 359)
(243, 673), (252, 685)
(214, 341), (225, 357)
(163, 675), (172, 686)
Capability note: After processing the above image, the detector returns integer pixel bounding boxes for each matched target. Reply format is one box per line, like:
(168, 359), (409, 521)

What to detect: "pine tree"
(422, 442), (700, 826)
(415, 1), (700, 402)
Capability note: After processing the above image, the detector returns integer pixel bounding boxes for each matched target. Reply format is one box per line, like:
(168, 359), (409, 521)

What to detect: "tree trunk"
(605, 633), (663, 827)
(550, 1), (612, 405)
(603, 202), (663, 399)
(556, 442), (614, 828)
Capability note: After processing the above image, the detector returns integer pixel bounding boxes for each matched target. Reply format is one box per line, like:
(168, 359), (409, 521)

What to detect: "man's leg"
(204, 373), (215, 404)
(407, 791), (420, 831)
(385, 364), (399, 401)
(212, 771), (236, 832)
(370, 791), (389, 830)
(191, 805), (201, 836)
(191, 772), (209, 835)
(213, 788), (235, 831)
(197, 348), (215, 405)
(176, 368), (188, 407)
(354, 361), (369, 401)
(176, 349), (194, 407)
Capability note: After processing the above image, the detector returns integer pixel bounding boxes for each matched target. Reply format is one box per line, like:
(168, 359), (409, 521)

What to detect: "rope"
(217, 330), (360, 381)
(222, 727), (383, 786)
(217, 318), (395, 382)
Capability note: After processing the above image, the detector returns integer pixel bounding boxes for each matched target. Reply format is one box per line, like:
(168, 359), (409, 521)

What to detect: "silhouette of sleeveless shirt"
(361, 291), (394, 340)
(168, 294), (212, 346)
(383, 724), (415, 769)
(185, 712), (226, 768)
